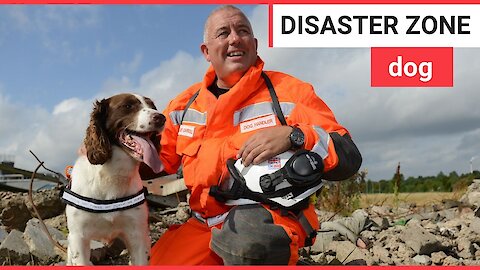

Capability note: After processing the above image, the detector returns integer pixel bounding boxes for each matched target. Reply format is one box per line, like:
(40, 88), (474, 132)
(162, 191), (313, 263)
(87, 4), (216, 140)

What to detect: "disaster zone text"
(281, 15), (470, 35)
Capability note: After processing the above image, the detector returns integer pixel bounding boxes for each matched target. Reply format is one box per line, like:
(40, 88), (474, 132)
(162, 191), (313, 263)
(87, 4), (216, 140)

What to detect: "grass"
(360, 191), (464, 208)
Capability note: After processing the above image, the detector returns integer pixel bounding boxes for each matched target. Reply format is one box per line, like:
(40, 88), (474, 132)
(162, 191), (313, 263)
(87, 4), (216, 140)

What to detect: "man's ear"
(201, 43), (211, 62)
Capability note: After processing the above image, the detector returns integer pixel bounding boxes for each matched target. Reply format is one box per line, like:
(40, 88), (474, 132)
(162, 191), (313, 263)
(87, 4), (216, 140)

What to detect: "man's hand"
(237, 126), (293, 166)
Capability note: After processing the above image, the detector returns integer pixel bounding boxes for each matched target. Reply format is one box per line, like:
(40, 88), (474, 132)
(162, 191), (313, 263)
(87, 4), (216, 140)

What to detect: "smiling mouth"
(118, 130), (153, 159)
(118, 129), (163, 173)
(227, 51), (244, 57)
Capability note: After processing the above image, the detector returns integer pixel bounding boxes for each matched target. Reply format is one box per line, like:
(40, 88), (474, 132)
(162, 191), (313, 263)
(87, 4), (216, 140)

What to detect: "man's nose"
(229, 31), (240, 45)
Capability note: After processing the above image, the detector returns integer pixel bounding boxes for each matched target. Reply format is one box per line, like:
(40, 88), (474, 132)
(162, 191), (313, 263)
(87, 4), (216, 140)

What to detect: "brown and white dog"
(65, 93), (165, 265)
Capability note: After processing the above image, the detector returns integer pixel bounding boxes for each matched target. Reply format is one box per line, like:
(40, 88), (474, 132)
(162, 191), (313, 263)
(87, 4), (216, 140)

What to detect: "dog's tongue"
(130, 134), (164, 173)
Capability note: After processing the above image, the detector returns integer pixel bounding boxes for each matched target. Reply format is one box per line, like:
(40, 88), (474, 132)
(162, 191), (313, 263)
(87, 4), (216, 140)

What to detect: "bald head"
(200, 5), (258, 89)
(203, 5), (253, 43)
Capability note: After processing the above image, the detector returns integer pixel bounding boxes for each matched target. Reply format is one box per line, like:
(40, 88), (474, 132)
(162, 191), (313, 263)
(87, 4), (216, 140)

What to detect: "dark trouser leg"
(210, 204), (292, 265)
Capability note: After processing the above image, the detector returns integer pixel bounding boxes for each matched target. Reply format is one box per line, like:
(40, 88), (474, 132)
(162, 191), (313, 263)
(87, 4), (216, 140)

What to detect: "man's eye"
(217, 31), (228, 38)
(238, 29), (250, 35)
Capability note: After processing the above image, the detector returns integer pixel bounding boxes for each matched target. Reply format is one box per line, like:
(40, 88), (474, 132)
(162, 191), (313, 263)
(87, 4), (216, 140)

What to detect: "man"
(150, 5), (362, 265)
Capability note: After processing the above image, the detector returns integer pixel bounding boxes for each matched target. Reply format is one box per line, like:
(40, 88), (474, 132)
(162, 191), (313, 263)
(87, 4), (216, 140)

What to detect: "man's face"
(201, 8), (258, 88)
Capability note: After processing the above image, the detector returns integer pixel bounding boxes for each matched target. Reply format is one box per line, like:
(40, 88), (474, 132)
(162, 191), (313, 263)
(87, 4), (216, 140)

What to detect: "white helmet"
(209, 150), (325, 210)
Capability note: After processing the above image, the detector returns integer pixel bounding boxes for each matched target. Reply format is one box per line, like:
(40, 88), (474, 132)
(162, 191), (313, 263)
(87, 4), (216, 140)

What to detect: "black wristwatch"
(289, 126), (305, 150)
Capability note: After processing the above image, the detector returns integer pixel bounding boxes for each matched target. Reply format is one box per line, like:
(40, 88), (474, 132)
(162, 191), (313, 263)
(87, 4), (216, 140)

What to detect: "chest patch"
(179, 124), (195, 138)
(240, 114), (277, 133)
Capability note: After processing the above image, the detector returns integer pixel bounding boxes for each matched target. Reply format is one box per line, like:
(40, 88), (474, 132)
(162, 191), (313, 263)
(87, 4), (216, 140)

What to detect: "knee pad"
(210, 204), (291, 265)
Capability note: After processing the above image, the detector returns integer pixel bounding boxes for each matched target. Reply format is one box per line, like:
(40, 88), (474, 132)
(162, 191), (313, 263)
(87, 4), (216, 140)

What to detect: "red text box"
(371, 47), (453, 87)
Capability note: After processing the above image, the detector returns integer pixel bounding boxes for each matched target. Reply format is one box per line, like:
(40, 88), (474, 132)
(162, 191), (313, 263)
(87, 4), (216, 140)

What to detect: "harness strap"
(61, 186), (149, 213)
(192, 211), (229, 227)
(261, 72), (287, 126)
(180, 89), (200, 124)
(296, 210), (317, 247)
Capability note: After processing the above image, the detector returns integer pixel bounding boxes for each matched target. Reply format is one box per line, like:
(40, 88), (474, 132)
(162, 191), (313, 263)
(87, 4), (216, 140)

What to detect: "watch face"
(290, 128), (305, 147)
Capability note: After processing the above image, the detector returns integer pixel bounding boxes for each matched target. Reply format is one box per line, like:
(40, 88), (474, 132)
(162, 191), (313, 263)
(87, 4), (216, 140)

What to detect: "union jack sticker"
(267, 157), (282, 170)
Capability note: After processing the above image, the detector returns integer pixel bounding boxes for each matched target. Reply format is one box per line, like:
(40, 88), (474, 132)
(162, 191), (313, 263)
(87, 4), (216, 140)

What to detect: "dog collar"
(61, 186), (148, 213)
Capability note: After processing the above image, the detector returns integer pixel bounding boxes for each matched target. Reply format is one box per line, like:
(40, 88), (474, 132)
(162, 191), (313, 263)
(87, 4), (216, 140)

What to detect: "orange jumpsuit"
(150, 57), (354, 265)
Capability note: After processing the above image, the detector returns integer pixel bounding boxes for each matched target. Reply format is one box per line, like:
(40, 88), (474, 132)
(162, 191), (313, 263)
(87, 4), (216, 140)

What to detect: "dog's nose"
(153, 113), (166, 126)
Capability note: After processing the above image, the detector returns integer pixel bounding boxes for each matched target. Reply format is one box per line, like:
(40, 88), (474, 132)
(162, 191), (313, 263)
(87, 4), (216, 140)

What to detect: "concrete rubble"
(0, 180), (479, 265)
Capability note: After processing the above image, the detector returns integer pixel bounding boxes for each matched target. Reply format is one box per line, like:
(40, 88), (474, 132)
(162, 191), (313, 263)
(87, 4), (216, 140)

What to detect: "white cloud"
(119, 52), (144, 75)
(135, 51), (209, 110)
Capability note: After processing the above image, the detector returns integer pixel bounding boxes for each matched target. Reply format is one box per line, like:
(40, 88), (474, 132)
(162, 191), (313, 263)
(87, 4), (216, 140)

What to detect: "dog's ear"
(84, 99), (111, 165)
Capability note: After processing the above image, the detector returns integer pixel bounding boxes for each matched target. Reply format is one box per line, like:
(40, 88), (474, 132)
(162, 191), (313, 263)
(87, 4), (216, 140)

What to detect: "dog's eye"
(124, 104), (133, 110)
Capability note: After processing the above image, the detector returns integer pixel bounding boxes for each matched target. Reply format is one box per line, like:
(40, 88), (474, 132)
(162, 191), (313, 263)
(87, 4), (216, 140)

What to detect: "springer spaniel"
(64, 93), (165, 265)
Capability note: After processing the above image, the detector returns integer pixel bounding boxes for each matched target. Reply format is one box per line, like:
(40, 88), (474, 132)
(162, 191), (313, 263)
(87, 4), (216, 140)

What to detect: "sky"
(0, 5), (479, 182)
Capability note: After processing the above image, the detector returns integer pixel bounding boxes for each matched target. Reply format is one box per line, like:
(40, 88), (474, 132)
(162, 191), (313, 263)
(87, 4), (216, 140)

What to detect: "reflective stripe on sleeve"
(311, 126), (330, 159)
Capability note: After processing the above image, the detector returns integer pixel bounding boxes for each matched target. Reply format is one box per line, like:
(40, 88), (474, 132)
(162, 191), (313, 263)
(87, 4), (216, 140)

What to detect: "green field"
(360, 192), (463, 208)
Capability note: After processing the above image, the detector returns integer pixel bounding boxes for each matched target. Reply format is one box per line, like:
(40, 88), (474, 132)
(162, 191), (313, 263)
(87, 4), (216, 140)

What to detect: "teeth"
(228, 51), (244, 57)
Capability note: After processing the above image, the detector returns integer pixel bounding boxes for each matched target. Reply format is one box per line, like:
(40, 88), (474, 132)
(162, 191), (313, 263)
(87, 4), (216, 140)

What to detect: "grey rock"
(443, 255), (463, 266)
(397, 243), (415, 259)
(0, 230), (31, 265)
(393, 256), (413, 265)
(457, 238), (474, 259)
(431, 251), (447, 265)
(437, 208), (457, 220)
(470, 218), (480, 235)
(0, 193), (32, 231)
(400, 224), (443, 255)
(44, 214), (67, 232)
(406, 218), (421, 227)
(25, 189), (65, 220)
(360, 230), (377, 240)
(462, 259), (480, 266)
(23, 218), (66, 263)
(443, 218), (465, 229)
(413, 254), (432, 265)
(371, 217), (389, 229)
(372, 245), (391, 264)
(328, 240), (369, 265)
(422, 222), (439, 233)
(460, 179), (480, 206)
(310, 253), (328, 265)
(458, 224), (480, 243)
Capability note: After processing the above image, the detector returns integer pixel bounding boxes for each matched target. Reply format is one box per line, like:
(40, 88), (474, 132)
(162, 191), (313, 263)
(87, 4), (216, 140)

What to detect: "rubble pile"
(0, 180), (479, 265)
